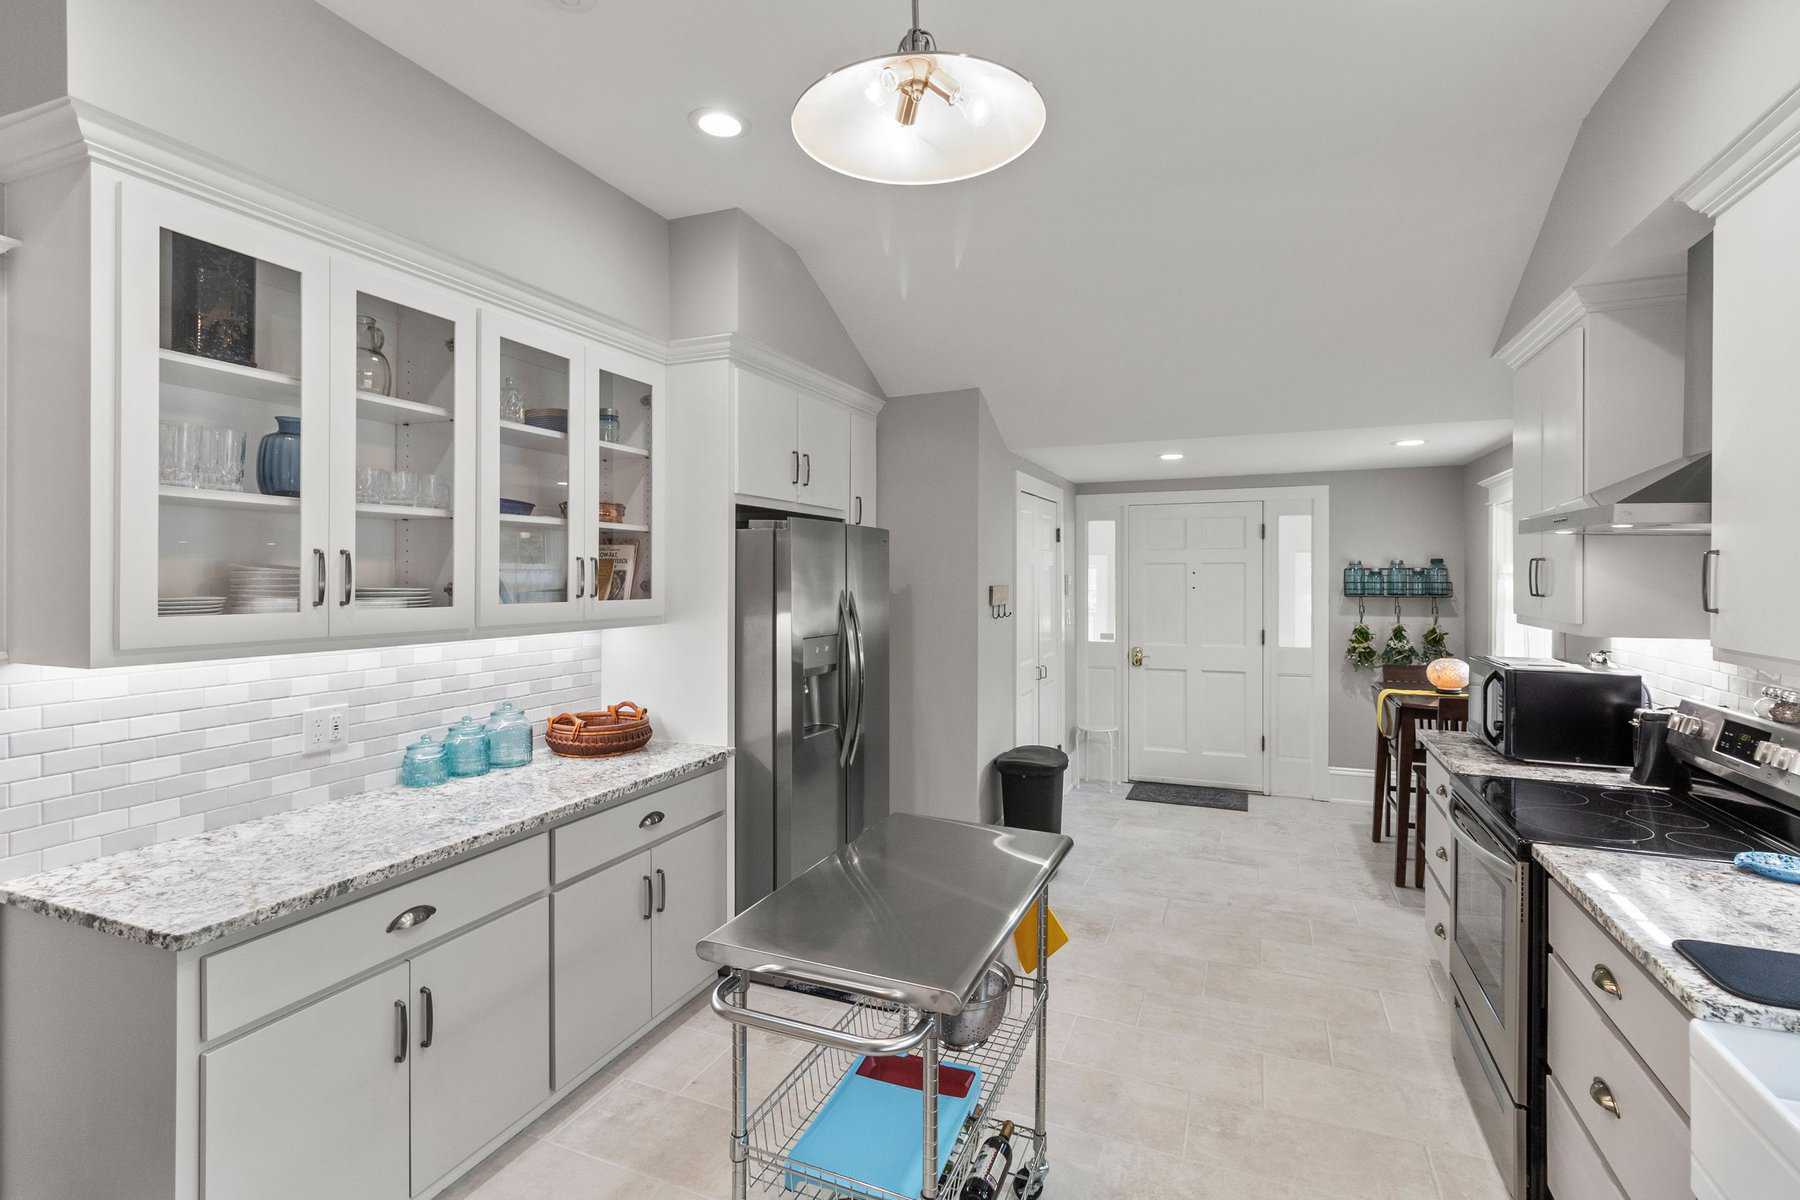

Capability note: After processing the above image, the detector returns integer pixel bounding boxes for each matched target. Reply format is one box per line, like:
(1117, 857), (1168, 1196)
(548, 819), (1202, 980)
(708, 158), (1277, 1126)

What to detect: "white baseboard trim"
(1327, 767), (1375, 803)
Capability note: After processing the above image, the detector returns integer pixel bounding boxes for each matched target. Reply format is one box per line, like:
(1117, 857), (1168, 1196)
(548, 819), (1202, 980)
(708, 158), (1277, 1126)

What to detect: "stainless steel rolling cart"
(698, 814), (1071, 1200)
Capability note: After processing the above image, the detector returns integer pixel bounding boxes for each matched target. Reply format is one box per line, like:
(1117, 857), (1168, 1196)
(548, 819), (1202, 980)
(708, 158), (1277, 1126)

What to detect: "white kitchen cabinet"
(734, 367), (803, 505)
(850, 410), (878, 526)
(410, 900), (551, 1194)
(1709, 153), (1800, 666)
(1511, 325), (1584, 626)
(649, 815), (728, 1013)
(1538, 325), (1586, 513)
(796, 389), (851, 512)
(552, 850), (654, 1087)
(202, 963), (412, 1200)
(583, 342), (667, 617)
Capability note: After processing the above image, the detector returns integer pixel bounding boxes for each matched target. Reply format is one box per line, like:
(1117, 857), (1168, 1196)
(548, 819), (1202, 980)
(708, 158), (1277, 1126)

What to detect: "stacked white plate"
(227, 563), (301, 614)
(355, 586), (436, 609)
(158, 596), (226, 616)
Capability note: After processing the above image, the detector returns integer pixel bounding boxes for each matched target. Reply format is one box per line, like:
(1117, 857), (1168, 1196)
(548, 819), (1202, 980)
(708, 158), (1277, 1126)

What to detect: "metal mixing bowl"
(943, 961), (1014, 1048)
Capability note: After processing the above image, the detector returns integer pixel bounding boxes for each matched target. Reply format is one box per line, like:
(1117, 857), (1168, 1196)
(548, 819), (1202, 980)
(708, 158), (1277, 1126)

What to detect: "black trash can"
(994, 745), (1070, 833)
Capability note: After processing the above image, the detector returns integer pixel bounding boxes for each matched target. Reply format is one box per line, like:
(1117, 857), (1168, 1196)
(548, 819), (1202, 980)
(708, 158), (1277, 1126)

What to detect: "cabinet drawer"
(1546, 1072), (1627, 1200)
(553, 769), (725, 885)
(1546, 954), (1689, 1200)
(1424, 871), (1451, 981)
(1423, 759), (1453, 895)
(202, 835), (546, 1041)
(1548, 880), (1692, 1112)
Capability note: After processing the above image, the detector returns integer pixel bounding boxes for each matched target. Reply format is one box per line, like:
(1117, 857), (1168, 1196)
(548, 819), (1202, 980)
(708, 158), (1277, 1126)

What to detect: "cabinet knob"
(1436, 785), (1447, 798)
(1435, 847), (1449, 862)
(1591, 963), (1622, 998)
(1433, 922), (1446, 940)
(386, 904), (436, 933)
(1129, 647), (1145, 668)
(1588, 1076), (1621, 1119)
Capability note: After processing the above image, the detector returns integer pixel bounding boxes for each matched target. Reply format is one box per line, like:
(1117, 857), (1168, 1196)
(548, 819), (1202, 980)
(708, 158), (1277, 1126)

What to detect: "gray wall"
(0, 0), (67, 115)
(57, 0), (670, 337)
(1501, 0), (1800, 346)
(1082, 466), (1473, 773)
(1461, 444), (1512, 661)
(668, 209), (883, 395)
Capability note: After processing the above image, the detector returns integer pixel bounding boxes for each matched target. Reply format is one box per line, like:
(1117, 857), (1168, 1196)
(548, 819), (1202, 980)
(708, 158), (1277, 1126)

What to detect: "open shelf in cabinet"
(356, 391), (451, 424)
(500, 513), (567, 528)
(159, 486), (299, 512)
(356, 504), (452, 520)
(498, 420), (566, 449)
(158, 350), (300, 404)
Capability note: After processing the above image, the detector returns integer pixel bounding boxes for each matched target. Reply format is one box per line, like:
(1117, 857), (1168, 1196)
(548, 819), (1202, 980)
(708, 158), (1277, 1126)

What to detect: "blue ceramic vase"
(257, 416), (302, 497)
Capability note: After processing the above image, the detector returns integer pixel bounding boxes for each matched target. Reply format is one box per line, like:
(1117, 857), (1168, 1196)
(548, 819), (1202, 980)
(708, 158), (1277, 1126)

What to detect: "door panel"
(846, 525), (889, 839)
(734, 368), (798, 504)
(1541, 530), (1585, 627)
(202, 964), (410, 1200)
(849, 411), (878, 525)
(1537, 325), (1587, 512)
(651, 816), (728, 1013)
(554, 852), (654, 1086)
(1016, 489), (1063, 750)
(1128, 502), (1264, 788)
(409, 900), (551, 1193)
(796, 390), (850, 512)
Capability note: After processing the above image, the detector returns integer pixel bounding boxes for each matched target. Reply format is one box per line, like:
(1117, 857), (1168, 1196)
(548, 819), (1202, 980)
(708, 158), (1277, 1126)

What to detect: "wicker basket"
(545, 702), (653, 758)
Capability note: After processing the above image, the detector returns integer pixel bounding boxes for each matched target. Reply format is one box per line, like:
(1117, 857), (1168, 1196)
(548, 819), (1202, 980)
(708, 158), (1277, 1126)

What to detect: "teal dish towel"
(786, 1055), (982, 1198)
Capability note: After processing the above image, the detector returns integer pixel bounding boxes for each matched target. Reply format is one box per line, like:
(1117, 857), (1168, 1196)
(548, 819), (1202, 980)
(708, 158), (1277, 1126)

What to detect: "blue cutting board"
(786, 1056), (982, 1198)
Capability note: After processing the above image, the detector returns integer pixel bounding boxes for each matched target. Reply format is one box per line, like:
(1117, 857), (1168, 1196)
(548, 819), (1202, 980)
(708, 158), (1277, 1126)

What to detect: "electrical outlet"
(303, 705), (350, 755)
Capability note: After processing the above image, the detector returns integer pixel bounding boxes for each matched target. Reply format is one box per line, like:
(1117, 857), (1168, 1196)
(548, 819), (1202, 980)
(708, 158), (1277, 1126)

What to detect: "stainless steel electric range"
(1443, 699), (1800, 1200)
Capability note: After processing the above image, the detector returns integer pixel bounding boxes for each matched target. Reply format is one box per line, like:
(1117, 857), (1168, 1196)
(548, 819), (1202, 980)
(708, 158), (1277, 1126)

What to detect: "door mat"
(1126, 782), (1249, 811)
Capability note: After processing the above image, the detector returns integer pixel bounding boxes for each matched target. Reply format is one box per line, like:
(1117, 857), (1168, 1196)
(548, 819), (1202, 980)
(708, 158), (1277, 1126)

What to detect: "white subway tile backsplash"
(0, 630), (605, 882)
(1596, 638), (1800, 710)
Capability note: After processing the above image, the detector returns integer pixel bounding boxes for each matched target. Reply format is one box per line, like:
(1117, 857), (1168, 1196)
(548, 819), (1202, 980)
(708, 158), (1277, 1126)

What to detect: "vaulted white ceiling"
(317, 0), (1668, 481)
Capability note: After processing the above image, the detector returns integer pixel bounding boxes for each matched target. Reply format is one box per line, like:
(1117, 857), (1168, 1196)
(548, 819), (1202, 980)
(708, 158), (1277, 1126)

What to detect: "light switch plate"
(303, 705), (349, 755)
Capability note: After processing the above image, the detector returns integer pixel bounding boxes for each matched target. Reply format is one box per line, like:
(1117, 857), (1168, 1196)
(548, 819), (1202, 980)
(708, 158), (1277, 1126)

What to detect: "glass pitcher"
(356, 316), (393, 397)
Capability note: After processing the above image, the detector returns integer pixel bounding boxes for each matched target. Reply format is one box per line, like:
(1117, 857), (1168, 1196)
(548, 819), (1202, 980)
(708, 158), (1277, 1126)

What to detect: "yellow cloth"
(1375, 687), (1468, 736)
(1012, 905), (1068, 974)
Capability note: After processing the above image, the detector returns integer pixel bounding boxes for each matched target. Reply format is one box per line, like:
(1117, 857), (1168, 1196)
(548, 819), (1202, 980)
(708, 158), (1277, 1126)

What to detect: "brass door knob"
(1129, 647), (1145, 668)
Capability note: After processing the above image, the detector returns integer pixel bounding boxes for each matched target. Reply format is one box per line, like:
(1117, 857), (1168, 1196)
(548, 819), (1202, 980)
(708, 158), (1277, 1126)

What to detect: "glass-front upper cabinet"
(584, 343), (666, 620)
(327, 259), (477, 635)
(478, 311), (590, 627)
(117, 180), (332, 651)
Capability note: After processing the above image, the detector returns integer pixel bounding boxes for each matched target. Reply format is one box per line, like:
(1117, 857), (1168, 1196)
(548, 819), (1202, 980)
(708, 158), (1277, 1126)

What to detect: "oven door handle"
(1450, 802), (1514, 872)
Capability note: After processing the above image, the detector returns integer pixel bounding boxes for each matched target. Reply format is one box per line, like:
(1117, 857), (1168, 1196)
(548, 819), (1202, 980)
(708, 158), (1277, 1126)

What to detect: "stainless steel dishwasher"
(697, 813), (1071, 1200)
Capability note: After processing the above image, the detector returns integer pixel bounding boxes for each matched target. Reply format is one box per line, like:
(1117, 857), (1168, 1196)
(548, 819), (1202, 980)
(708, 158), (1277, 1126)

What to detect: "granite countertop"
(1536, 845), (1800, 1033)
(1419, 730), (1636, 786)
(0, 740), (730, 952)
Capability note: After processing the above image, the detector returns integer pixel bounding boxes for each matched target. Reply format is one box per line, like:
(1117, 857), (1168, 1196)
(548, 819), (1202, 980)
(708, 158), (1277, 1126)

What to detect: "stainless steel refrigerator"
(734, 517), (888, 912)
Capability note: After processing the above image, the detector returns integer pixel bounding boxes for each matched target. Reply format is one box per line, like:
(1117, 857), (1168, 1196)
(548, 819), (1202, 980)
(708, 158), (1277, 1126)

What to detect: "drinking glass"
(224, 429), (247, 491)
(356, 466), (387, 504)
(159, 420), (187, 486)
(388, 469), (419, 506)
(424, 474), (451, 509)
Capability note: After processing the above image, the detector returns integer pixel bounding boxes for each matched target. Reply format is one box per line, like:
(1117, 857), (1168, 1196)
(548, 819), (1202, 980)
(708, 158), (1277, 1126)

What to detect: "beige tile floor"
(442, 784), (1509, 1200)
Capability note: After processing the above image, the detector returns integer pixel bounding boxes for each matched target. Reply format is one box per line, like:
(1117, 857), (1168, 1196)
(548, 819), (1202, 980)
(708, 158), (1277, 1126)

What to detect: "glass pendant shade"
(792, 50), (1045, 185)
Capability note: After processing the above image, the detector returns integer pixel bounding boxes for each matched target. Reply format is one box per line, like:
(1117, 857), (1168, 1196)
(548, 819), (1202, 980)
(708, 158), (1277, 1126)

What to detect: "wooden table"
(1369, 685), (1468, 888)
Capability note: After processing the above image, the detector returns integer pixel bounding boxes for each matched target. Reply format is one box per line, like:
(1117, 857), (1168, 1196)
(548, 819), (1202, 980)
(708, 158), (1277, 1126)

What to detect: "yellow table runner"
(1375, 687), (1468, 736)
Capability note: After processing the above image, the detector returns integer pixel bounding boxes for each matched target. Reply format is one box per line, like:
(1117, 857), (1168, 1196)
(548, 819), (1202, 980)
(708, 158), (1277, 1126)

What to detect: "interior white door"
(1015, 489), (1062, 749)
(733, 368), (799, 504)
(1126, 501), (1265, 790)
(408, 899), (551, 1193)
(650, 816), (728, 1013)
(201, 963), (410, 1200)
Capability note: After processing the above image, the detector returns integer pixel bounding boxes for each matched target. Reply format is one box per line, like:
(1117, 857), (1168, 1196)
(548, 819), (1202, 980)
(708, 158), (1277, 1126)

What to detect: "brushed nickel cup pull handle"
(1591, 964), (1622, 998)
(1589, 1077), (1620, 1118)
(386, 904), (436, 933)
(1433, 922), (1446, 940)
(639, 810), (665, 829)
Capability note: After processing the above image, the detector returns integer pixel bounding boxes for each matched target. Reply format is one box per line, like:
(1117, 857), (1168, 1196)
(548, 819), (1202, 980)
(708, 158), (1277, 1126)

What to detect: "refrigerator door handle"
(846, 588), (869, 765)
(837, 589), (861, 768)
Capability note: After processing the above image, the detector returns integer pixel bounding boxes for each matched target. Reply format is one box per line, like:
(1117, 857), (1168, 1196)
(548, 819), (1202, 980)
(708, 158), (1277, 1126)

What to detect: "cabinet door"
(1511, 336), (1546, 620)
(797, 390), (851, 513)
(1514, 530), (1543, 622)
(733, 368), (799, 504)
(328, 256), (478, 637)
(117, 178), (333, 652)
(201, 963), (410, 1200)
(1711, 158), (1800, 664)
(849, 411), (878, 526)
(409, 899), (551, 1194)
(552, 850), (654, 1087)
(1539, 531), (1584, 627)
(651, 816), (728, 1014)
(1537, 325), (1587, 512)
(585, 341), (666, 619)
(477, 310), (591, 627)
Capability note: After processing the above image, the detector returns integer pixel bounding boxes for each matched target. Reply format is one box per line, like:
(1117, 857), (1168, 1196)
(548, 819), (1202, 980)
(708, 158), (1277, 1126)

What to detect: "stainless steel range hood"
(1520, 453), (1710, 534)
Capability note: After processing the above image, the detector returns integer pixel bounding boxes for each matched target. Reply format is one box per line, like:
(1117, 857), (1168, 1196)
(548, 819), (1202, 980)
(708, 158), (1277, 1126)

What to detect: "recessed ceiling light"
(690, 109), (746, 138)
(1159, 452), (1184, 461)
(1392, 438), (1426, 447)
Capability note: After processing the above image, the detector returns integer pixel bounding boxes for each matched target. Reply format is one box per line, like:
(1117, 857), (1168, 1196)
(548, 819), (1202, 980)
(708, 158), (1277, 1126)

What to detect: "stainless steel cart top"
(697, 814), (1072, 1014)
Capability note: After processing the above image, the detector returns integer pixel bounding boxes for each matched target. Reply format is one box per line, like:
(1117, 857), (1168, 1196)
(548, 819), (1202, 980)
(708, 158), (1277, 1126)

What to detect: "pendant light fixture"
(790, 0), (1046, 186)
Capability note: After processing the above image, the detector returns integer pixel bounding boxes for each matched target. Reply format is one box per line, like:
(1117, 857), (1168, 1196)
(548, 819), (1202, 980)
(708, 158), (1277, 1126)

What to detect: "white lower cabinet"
(410, 900), (551, 1194)
(651, 816), (728, 1013)
(202, 963), (412, 1200)
(553, 850), (655, 1087)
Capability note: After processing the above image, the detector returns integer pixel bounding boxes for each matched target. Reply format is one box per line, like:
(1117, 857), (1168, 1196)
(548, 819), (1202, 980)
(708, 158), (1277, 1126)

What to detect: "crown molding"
(668, 333), (885, 416)
(1677, 83), (1800, 218)
(1495, 273), (1685, 369)
(0, 98), (667, 364)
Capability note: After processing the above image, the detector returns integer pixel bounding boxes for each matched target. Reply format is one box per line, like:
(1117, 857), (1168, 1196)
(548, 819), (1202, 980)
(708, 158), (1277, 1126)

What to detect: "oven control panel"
(1669, 701), (1800, 796)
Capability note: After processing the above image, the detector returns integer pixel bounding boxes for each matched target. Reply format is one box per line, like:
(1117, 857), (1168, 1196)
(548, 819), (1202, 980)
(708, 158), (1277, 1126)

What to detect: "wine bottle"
(959, 1120), (1015, 1200)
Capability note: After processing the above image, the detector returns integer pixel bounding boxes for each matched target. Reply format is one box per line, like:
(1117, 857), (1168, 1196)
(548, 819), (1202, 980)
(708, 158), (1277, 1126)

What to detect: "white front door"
(1016, 488), (1063, 749)
(1126, 501), (1265, 790)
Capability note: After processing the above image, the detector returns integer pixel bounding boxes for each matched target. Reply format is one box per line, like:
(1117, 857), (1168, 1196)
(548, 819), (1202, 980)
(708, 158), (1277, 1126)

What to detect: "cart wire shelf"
(742, 973), (1045, 1200)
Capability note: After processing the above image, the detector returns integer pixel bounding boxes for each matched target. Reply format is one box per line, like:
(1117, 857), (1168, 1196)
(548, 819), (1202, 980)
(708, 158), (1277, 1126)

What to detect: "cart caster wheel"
(1012, 1162), (1047, 1199)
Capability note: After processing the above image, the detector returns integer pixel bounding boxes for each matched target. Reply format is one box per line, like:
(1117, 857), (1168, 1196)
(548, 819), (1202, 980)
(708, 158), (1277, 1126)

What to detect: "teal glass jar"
(400, 734), (448, 788)
(486, 701), (533, 769)
(444, 716), (490, 778)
